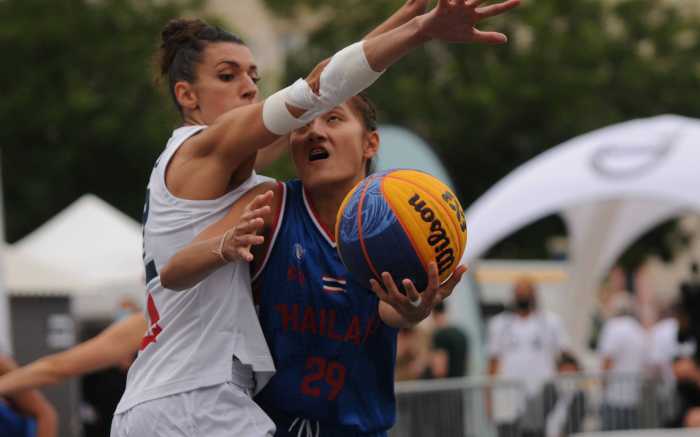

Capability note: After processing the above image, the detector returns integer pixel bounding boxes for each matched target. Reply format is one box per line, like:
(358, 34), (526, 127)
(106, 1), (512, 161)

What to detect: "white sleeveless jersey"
(116, 125), (275, 414)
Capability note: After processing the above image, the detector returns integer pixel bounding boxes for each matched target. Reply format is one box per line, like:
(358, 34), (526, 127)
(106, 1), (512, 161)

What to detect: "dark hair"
(346, 93), (378, 175)
(157, 18), (245, 112)
(558, 352), (580, 369)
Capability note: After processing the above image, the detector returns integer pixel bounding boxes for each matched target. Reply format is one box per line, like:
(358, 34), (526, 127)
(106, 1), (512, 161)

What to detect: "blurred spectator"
(81, 300), (140, 437)
(649, 301), (697, 426)
(671, 357), (700, 428)
(650, 303), (682, 384)
(424, 302), (468, 379)
(412, 302), (470, 437)
(395, 326), (431, 381)
(598, 291), (649, 431)
(80, 342), (135, 437)
(0, 354), (57, 437)
(544, 353), (586, 437)
(589, 267), (629, 350)
(488, 276), (571, 437)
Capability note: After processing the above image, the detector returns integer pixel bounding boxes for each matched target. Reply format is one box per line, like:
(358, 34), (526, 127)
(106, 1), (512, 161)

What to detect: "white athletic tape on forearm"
(286, 78), (318, 111)
(262, 85), (305, 136)
(310, 41), (383, 117)
(262, 41), (383, 136)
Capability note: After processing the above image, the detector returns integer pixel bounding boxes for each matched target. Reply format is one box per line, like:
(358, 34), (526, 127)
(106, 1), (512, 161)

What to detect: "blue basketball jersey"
(253, 180), (398, 435)
(0, 401), (36, 437)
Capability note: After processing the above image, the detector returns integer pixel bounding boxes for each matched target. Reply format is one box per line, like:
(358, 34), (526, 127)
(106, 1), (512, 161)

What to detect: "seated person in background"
(395, 326), (431, 382)
(419, 302), (469, 437)
(425, 301), (468, 379)
(671, 357), (700, 428)
(598, 291), (648, 431)
(0, 354), (57, 437)
(544, 353), (586, 437)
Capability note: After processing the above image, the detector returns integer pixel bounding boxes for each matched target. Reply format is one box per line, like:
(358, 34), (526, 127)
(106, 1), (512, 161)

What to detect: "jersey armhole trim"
(252, 181), (286, 282)
(158, 126), (247, 206)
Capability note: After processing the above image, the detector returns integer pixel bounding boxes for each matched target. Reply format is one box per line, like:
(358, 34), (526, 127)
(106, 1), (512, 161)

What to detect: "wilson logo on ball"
(408, 193), (454, 275)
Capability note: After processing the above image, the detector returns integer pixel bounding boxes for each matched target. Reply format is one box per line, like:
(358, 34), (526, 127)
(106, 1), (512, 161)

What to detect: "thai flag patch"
(322, 276), (346, 293)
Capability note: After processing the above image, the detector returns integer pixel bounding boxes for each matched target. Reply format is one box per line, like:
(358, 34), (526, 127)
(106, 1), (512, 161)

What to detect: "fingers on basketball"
(370, 278), (391, 303)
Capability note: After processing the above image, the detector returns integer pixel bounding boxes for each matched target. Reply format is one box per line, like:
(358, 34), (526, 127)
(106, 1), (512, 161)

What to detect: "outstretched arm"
(190, 0), (519, 169)
(253, 1), (430, 173)
(0, 314), (146, 397)
(0, 356), (58, 437)
(364, 0), (430, 40)
(160, 183), (280, 291)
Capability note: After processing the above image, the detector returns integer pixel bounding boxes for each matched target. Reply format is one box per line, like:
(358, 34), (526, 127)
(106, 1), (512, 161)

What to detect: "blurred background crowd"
(3, 0), (700, 436)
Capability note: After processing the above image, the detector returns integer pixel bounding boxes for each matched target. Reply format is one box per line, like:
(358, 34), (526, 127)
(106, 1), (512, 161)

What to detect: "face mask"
(515, 298), (533, 311)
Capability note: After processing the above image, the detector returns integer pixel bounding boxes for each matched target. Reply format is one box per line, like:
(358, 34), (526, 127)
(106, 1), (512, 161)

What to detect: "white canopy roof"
(8, 194), (145, 316)
(463, 114), (700, 349)
(3, 245), (81, 294)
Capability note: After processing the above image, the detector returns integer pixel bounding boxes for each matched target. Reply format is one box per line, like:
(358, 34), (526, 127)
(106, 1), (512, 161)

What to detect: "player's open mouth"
(309, 147), (330, 162)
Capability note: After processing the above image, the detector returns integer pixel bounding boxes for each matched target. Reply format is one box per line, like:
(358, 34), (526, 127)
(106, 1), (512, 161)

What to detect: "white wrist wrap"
(313, 41), (383, 114)
(262, 41), (383, 136)
(262, 85), (307, 136)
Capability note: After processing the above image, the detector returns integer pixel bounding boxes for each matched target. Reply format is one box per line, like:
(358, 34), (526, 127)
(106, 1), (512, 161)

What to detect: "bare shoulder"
(183, 102), (266, 159)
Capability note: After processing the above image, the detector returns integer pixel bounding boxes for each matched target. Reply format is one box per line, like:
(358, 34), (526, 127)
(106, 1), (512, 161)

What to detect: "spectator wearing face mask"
(598, 291), (649, 431)
(544, 353), (586, 437)
(488, 277), (571, 437)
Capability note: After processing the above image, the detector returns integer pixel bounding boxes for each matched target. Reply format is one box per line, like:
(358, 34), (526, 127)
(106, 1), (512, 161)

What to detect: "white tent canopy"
(3, 245), (82, 294)
(462, 114), (700, 349)
(9, 194), (144, 316)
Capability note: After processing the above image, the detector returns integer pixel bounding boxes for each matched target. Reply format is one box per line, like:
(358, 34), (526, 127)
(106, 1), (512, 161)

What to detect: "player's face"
(189, 42), (259, 124)
(289, 102), (378, 192)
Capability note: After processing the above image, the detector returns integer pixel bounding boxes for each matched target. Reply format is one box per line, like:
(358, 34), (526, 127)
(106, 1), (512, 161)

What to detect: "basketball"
(335, 169), (468, 292)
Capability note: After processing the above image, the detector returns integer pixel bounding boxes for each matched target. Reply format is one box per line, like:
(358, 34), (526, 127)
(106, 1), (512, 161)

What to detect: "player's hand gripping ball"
(336, 169), (467, 293)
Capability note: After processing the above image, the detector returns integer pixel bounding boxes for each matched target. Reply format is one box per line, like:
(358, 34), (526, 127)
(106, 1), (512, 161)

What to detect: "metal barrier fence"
(390, 373), (670, 437)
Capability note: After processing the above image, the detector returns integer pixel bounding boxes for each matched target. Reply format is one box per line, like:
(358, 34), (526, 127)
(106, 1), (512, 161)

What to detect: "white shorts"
(110, 381), (275, 437)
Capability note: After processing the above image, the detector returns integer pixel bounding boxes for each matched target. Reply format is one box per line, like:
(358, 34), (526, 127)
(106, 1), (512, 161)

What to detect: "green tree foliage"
(0, 0), (199, 242)
(264, 0), (700, 262)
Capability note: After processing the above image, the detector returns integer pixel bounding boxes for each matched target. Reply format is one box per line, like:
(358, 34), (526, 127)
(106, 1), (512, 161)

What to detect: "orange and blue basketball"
(335, 169), (467, 292)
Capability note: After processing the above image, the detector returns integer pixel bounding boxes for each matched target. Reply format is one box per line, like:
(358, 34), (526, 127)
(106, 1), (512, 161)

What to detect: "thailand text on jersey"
(253, 180), (398, 434)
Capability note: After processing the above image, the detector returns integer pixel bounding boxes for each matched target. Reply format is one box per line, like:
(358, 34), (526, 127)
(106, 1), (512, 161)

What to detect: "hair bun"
(161, 18), (205, 48)
(159, 18), (206, 76)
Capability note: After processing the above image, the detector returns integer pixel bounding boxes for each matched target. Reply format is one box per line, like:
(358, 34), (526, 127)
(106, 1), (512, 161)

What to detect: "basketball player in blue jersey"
(162, 93), (470, 436)
(160, 1), (521, 425)
(161, 2), (521, 434)
(115, 1), (523, 435)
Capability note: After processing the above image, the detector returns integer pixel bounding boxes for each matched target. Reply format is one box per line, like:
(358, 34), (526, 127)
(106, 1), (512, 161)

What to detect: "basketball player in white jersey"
(111, 0), (523, 435)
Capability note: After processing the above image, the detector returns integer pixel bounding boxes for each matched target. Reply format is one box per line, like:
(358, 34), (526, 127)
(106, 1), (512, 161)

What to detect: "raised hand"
(404, 0), (430, 15)
(215, 190), (273, 263)
(370, 262), (468, 325)
(417, 0), (520, 45)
